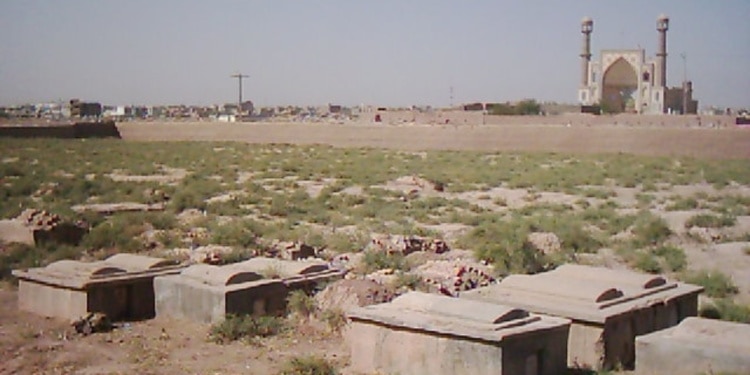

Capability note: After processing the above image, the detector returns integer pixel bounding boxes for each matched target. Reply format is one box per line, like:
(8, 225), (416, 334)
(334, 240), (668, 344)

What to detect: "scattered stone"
(315, 279), (396, 312)
(413, 259), (495, 296)
(263, 240), (317, 260)
(0, 209), (87, 246)
(687, 226), (723, 243)
(72, 312), (112, 336)
(368, 234), (448, 256)
(528, 232), (562, 255)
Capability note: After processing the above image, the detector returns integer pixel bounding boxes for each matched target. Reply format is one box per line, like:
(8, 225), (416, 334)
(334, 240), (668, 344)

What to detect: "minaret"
(656, 14), (669, 88)
(580, 17), (593, 87)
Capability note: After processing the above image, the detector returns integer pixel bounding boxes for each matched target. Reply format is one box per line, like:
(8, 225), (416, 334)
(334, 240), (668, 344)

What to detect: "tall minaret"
(580, 17), (593, 87)
(656, 14), (669, 88)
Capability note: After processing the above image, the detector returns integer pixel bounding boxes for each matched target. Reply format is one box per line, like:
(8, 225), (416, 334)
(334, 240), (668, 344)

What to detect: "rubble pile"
(15, 208), (87, 245)
(315, 279), (395, 312)
(18, 209), (62, 230)
(262, 240), (317, 260)
(413, 259), (495, 296)
(368, 234), (449, 256)
(72, 312), (112, 335)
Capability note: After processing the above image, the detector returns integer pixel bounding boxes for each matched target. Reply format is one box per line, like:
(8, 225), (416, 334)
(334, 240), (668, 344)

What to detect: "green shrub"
(682, 270), (739, 298)
(279, 355), (337, 375)
(361, 251), (408, 274)
(634, 252), (662, 274)
(215, 248), (253, 265)
(324, 231), (369, 253)
(209, 314), (286, 344)
(392, 272), (425, 290)
(665, 196), (699, 211)
(81, 216), (143, 252)
(685, 213), (736, 228)
(699, 299), (750, 324)
(653, 245), (687, 272)
(287, 290), (317, 319)
(319, 308), (347, 333)
(631, 212), (671, 247)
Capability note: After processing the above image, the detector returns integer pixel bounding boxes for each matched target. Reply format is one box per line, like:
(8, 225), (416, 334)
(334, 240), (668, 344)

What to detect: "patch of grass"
(279, 355), (337, 375)
(665, 196), (699, 211)
(81, 215), (144, 252)
(209, 314), (286, 344)
(392, 272), (426, 291)
(699, 298), (750, 324)
(319, 308), (347, 333)
(630, 212), (671, 247)
(682, 270), (739, 298)
(215, 248), (253, 265)
(634, 252), (663, 274)
(581, 187), (615, 199)
(685, 213), (736, 229)
(653, 245), (687, 272)
(287, 290), (317, 319)
(324, 231), (369, 254)
(361, 250), (409, 274)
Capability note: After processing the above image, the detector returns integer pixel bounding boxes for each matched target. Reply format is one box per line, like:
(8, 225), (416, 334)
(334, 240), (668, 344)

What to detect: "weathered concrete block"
(347, 292), (570, 375)
(13, 254), (183, 321)
(463, 264), (703, 370)
(635, 317), (750, 375)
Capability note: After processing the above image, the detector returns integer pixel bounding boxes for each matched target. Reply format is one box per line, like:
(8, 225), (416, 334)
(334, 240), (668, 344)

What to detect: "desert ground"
(117, 120), (750, 159)
(1, 120), (749, 374)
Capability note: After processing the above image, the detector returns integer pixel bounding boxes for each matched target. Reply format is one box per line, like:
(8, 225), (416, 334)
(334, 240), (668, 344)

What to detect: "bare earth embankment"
(118, 121), (750, 159)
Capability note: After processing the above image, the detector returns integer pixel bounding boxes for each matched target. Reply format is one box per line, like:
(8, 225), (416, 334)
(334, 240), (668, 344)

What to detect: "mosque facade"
(578, 15), (697, 114)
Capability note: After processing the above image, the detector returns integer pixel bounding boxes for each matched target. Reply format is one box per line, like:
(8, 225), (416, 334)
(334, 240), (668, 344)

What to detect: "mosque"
(578, 15), (697, 114)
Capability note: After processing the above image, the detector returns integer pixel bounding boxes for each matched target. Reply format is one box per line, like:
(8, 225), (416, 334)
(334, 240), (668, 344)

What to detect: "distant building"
(578, 15), (698, 114)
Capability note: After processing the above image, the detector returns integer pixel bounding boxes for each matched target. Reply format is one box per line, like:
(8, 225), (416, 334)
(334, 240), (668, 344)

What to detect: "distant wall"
(0, 121), (121, 139)
(356, 110), (735, 128)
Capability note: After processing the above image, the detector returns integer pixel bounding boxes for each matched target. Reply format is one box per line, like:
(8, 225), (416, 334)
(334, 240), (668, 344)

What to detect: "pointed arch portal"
(602, 58), (638, 113)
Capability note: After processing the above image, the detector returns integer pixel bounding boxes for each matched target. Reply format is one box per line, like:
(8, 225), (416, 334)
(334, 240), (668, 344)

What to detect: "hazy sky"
(1, 1), (748, 108)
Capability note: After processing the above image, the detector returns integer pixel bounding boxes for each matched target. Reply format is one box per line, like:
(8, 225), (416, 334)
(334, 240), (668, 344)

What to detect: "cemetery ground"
(0, 131), (749, 374)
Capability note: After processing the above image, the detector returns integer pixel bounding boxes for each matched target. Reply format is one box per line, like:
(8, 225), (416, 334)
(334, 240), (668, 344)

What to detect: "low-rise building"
(13, 254), (183, 321)
(635, 317), (750, 375)
(462, 264), (703, 370)
(346, 291), (571, 375)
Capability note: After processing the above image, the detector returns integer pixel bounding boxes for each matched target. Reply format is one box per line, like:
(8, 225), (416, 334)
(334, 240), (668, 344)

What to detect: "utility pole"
(680, 52), (687, 83)
(231, 73), (249, 118)
(449, 86), (454, 108)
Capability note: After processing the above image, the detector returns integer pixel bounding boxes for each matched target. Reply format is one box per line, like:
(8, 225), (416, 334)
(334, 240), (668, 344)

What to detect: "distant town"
(0, 98), (743, 124)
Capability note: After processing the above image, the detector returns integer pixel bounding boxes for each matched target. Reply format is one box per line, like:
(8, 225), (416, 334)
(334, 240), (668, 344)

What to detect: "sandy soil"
(117, 121), (750, 159)
(0, 289), (347, 375)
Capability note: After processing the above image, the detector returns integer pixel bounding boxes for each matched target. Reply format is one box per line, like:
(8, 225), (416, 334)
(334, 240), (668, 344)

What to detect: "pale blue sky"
(1, 1), (748, 108)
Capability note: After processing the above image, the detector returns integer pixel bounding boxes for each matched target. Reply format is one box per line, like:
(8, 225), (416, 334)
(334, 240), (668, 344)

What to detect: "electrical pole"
(680, 53), (687, 83)
(231, 73), (249, 118)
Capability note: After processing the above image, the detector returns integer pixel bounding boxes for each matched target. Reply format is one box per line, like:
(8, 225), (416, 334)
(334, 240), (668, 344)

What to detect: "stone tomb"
(154, 263), (286, 324)
(463, 264), (703, 370)
(346, 291), (571, 375)
(12, 254), (183, 321)
(154, 257), (342, 323)
(635, 317), (750, 375)
(234, 257), (343, 292)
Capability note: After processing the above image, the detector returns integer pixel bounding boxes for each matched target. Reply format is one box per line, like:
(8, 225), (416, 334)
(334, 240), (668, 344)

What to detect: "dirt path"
(117, 122), (750, 159)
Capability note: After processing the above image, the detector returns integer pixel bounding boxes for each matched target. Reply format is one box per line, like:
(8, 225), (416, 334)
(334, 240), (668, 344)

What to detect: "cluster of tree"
(487, 99), (541, 116)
